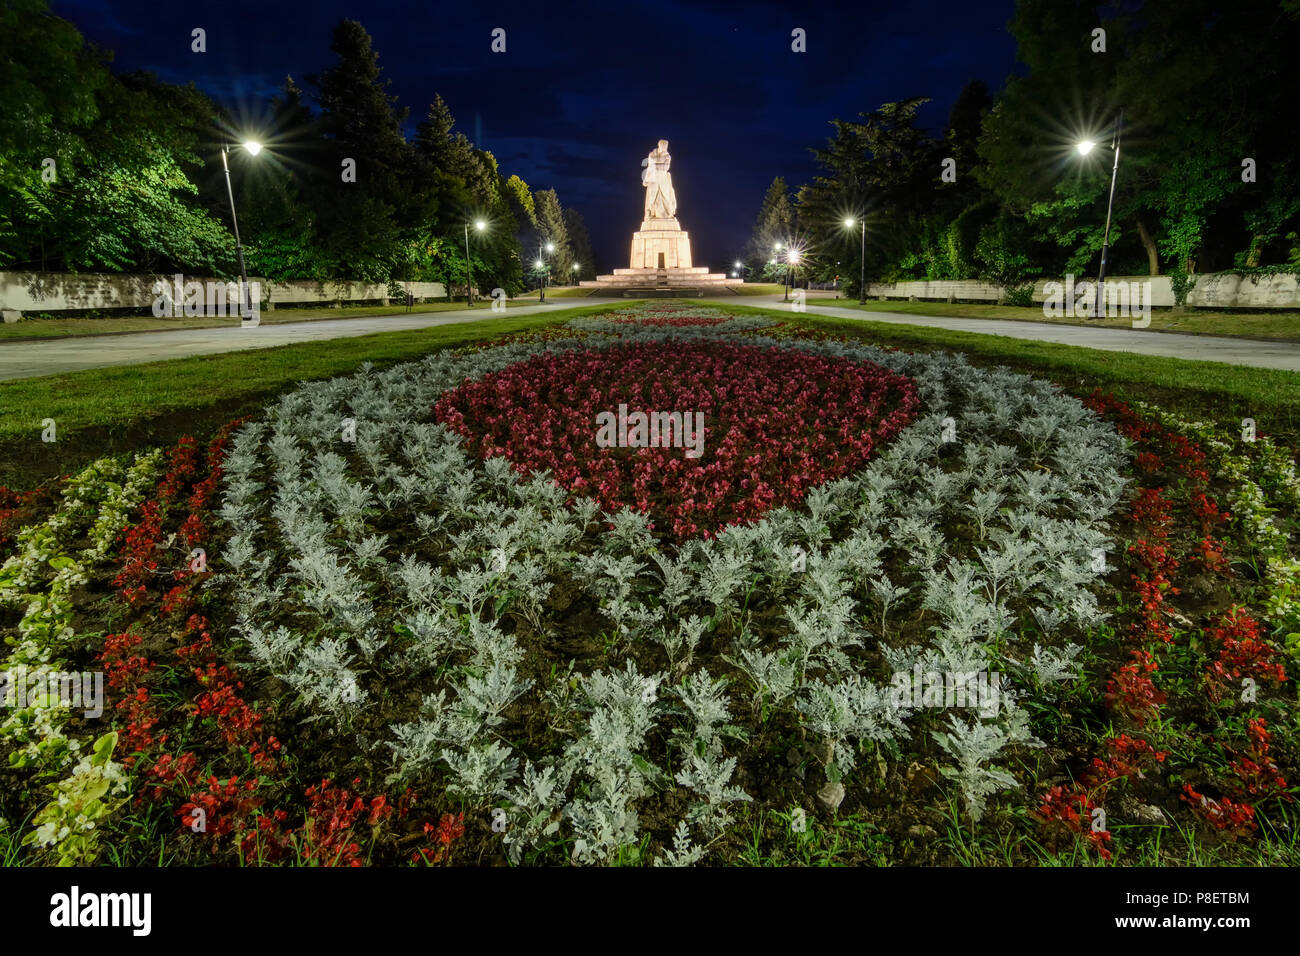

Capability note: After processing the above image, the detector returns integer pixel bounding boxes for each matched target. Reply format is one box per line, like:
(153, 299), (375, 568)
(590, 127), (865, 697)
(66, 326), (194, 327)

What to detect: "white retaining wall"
(0, 272), (449, 321)
(863, 272), (1300, 309)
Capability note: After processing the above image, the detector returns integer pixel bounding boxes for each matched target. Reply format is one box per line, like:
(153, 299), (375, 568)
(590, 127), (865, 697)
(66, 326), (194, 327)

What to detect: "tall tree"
(744, 177), (795, 277)
(563, 207), (597, 280)
(308, 19), (416, 280)
(533, 188), (572, 282)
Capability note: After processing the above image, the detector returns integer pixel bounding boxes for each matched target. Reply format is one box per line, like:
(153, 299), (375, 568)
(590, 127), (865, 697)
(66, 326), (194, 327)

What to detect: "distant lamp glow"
(1076, 139), (1096, 156)
(474, 219), (486, 231)
(535, 259), (544, 269)
(787, 250), (800, 264)
(545, 242), (555, 253)
(734, 260), (743, 269)
(843, 217), (855, 228)
(242, 140), (263, 156)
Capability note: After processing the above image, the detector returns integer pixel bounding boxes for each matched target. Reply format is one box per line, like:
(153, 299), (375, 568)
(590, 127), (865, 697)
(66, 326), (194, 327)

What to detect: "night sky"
(51, 0), (1019, 272)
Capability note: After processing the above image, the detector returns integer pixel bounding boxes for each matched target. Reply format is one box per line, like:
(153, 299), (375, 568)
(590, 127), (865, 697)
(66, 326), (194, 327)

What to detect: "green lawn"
(808, 297), (1300, 340)
(537, 286), (601, 298)
(0, 298), (538, 340)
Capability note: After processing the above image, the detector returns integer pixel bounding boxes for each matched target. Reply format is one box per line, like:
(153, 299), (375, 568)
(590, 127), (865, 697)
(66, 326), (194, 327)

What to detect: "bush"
(1169, 267), (1197, 308)
(1001, 283), (1035, 308)
(974, 214), (1037, 287)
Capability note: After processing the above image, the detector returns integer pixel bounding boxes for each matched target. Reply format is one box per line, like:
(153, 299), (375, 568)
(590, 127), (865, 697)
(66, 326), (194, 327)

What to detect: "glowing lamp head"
(242, 140), (263, 156)
(474, 220), (486, 231)
(844, 218), (856, 228)
(535, 259), (544, 269)
(1076, 140), (1096, 156)
(545, 242), (555, 253)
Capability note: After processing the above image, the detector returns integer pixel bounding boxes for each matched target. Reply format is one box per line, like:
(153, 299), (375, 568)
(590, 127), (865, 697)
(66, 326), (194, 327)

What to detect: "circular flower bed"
(213, 307), (1130, 863)
(434, 341), (919, 539)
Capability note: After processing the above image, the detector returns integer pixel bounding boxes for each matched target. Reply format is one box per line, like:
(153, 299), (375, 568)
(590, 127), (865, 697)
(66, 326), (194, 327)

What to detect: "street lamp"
(844, 217), (866, 304)
(219, 140), (262, 322)
(535, 242), (553, 303)
(1075, 109), (1123, 319)
(784, 248), (801, 302)
(463, 219), (487, 307)
(571, 262), (580, 283)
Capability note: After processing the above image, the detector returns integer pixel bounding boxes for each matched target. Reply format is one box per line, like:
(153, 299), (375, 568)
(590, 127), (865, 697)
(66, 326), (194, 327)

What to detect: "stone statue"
(641, 139), (677, 220)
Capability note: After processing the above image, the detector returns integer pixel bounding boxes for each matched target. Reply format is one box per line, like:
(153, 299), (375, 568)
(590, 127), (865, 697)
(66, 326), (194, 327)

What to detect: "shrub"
(1001, 283), (1035, 308)
(1169, 266), (1197, 308)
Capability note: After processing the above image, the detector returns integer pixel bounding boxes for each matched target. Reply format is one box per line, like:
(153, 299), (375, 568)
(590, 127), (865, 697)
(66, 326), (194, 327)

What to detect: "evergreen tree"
(564, 207), (597, 280)
(308, 19), (415, 280)
(744, 177), (795, 277)
(534, 188), (572, 281)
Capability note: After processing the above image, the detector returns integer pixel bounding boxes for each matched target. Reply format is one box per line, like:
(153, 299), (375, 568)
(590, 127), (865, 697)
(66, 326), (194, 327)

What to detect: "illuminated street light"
(1074, 111), (1123, 318)
(463, 219), (488, 307)
(844, 217), (866, 304)
(783, 248), (801, 302)
(219, 139), (264, 323)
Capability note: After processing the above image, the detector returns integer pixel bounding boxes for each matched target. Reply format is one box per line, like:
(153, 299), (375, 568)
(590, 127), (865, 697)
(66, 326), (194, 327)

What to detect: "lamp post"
(845, 217), (866, 304)
(786, 248), (800, 301)
(537, 241), (555, 302)
(219, 140), (262, 321)
(464, 219), (486, 306)
(1076, 109), (1123, 319)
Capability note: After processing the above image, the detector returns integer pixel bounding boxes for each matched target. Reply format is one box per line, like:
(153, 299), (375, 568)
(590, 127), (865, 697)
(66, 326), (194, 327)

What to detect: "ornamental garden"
(1, 302), (1297, 866)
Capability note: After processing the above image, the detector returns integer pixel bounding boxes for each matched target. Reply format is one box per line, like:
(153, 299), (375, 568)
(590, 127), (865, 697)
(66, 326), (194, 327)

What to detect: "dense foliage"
(0, 2), (597, 294)
(744, 0), (1300, 297)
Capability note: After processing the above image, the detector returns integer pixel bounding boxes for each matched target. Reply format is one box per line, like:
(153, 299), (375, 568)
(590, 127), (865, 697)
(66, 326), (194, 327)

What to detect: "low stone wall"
(863, 272), (1300, 309)
(0, 272), (449, 321)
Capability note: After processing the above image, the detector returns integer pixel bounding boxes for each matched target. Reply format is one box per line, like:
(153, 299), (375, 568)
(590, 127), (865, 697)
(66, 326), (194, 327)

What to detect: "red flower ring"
(435, 340), (919, 540)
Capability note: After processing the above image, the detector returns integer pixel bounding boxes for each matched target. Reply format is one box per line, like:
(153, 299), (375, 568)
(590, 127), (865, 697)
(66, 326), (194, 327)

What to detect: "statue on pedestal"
(641, 139), (677, 220)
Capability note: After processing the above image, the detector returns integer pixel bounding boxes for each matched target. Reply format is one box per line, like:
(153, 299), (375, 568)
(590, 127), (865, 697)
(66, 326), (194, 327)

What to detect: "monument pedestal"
(630, 217), (693, 271)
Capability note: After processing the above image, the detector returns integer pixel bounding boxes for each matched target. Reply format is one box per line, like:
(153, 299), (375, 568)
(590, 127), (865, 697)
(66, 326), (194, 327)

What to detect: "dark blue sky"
(52, 0), (1019, 271)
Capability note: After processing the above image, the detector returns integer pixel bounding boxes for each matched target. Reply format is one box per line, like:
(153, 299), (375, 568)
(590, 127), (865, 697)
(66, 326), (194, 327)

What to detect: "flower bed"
(4, 302), (1295, 867)
(211, 306), (1130, 863)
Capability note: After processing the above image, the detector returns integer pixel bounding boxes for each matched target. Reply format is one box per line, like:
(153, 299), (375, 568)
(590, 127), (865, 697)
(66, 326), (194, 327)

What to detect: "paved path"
(0, 303), (562, 382)
(3, 294), (1299, 381)
(703, 295), (1300, 373)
